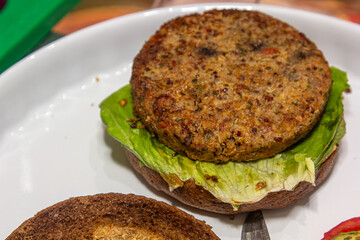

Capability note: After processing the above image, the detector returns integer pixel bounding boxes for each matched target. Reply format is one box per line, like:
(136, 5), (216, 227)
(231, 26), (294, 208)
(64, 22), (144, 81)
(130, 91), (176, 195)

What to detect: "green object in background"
(0, 0), (80, 74)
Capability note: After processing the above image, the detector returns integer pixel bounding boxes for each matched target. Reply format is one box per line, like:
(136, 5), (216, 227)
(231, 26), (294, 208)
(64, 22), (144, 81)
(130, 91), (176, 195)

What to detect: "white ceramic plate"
(1, 3), (359, 239)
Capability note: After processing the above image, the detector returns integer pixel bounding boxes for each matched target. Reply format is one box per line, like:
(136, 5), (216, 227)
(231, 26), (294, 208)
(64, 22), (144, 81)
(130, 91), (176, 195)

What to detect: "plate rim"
(0, 3), (359, 240)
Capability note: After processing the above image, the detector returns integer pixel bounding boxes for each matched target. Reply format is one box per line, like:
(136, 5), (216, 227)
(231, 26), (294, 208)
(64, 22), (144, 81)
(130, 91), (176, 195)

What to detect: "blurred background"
(0, 0), (359, 73)
(54, 0), (359, 35)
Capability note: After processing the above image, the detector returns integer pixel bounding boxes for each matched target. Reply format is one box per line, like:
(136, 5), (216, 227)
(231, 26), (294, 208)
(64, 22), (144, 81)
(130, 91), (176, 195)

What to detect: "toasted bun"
(125, 146), (339, 214)
(7, 193), (220, 239)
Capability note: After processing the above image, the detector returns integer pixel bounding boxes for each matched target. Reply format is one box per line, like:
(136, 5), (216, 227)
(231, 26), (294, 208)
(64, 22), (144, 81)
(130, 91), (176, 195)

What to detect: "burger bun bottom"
(125, 147), (338, 214)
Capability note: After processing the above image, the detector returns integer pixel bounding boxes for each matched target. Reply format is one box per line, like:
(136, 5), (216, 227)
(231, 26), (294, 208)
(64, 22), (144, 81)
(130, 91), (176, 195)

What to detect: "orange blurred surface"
(53, 0), (153, 35)
(53, 5), (146, 34)
(53, 0), (359, 35)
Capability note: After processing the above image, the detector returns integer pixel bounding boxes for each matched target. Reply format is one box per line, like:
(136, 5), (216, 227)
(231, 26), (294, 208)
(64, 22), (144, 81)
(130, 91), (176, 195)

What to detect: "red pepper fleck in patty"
(260, 48), (279, 54)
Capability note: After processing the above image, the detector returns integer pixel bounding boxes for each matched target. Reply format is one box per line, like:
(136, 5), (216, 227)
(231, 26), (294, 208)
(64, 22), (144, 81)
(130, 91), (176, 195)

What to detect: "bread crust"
(131, 9), (332, 162)
(7, 193), (220, 239)
(125, 146), (338, 214)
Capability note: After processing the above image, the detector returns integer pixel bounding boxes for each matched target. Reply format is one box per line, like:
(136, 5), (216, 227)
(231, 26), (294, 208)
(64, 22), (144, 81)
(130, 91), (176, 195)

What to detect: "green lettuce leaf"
(100, 67), (348, 209)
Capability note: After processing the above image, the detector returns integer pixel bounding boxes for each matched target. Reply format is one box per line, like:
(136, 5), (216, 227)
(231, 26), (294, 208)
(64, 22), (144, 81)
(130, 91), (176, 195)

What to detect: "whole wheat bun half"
(125, 146), (339, 215)
(6, 193), (219, 240)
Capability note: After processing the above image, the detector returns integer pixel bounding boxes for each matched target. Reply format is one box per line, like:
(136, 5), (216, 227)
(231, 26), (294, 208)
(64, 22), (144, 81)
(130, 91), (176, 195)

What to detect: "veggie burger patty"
(131, 9), (332, 162)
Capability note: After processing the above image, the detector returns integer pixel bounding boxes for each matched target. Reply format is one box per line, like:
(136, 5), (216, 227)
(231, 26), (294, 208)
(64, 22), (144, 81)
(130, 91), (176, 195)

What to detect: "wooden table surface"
(53, 0), (360, 35)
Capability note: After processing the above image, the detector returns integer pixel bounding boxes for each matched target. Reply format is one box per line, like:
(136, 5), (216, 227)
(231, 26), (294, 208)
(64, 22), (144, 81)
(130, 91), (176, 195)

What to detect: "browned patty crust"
(7, 193), (219, 240)
(131, 9), (332, 162)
